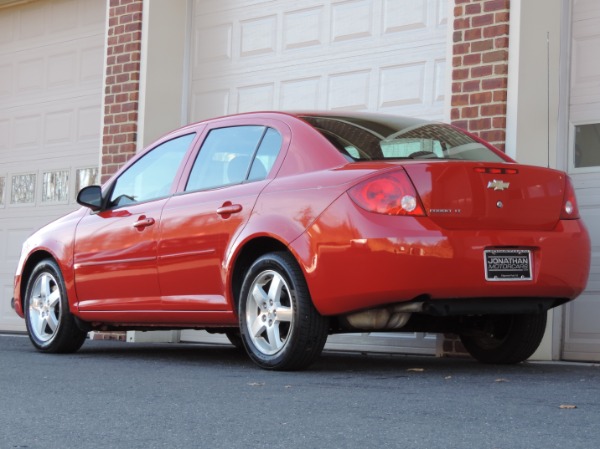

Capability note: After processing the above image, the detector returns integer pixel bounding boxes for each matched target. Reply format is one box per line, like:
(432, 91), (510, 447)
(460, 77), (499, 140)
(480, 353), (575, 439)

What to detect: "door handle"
(216, 203), (242, 217)
(132, 216), (156, 229)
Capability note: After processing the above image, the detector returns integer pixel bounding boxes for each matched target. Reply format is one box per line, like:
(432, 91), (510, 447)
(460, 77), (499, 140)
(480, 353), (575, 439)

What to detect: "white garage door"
(0, 0), (105, 331)
(181, 0), (448, 354)
(562, 0), (600, 362)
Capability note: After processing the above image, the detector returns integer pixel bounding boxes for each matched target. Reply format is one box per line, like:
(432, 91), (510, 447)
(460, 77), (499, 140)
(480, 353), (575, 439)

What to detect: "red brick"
(451, 120), (469, 130)
(118, 33), (132, 44)
(461, 106), (479, 118)
(480, 130), (506, 142)
(454, 5), (463, 17)
(453, 42), (470, 55)
(122, 102), (137, 113)
(471, 39), (493, 53)
(126, 2), (143, 13)
(451, 108), (461, 120)
(484, 0), (510, 12)
(495, 36), (509, 49)
(472, 13), (494, 28)
(493, 90), (507, 102)
(453, 30), (463, 43)
(483, 24), (509, 38)
(481, 104), (506, 116)
(464, 28), (482, 41)
(482, 77), (507, 90)
(465, 3), (481, 15)
(454, 17), (470, 30)
(482, 49), (508, 63)
(495, 11), (510, 23)
(451, 94), (469, 107)
(452, 82), (462, 93)
(494, 63), (508, 75)
(469, 118), (492, 131)
(116, 73), (129, 83)
(471, 65), (493, 78)
(463, 53), (482, 66)
(453, 55), (462, 67)
(117, 53), (131, 64)
(470, 91), (493, 104)
(493, 116), (507, 128)
(454, 68), (470, 80)
(463, 80), (481, 92)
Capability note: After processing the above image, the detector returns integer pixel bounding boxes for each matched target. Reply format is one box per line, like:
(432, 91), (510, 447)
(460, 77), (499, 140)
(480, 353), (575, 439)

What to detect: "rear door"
(74, 133), (196, 312)
(158, 122), (284, 311)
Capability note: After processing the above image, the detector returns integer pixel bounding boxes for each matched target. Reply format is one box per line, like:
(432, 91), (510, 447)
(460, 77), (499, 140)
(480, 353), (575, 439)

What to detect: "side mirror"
(77, 185), (104, 211)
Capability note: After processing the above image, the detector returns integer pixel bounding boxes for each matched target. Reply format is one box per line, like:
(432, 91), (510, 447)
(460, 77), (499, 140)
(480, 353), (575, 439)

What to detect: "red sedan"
(12, 112), (590, 370)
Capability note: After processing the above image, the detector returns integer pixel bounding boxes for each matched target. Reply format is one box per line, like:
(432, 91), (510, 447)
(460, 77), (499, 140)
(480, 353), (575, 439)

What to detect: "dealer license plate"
(484, 249), (532, 281)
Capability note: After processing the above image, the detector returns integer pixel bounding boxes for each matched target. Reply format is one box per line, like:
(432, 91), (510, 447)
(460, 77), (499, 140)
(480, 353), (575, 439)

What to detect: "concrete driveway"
(1, 334), (598, 449)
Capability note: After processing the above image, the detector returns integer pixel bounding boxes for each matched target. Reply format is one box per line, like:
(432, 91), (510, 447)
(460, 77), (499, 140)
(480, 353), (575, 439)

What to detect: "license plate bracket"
(484, 249), (532, 281)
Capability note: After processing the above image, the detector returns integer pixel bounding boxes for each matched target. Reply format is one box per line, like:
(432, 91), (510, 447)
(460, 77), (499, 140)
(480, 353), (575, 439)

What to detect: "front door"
(74, 133), (196, 313)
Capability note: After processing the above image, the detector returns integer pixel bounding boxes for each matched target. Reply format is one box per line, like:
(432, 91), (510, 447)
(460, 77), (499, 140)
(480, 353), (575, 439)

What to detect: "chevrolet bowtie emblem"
(487, 180), (510, 191)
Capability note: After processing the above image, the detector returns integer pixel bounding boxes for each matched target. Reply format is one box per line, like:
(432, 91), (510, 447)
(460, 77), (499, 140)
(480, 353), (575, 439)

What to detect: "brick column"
(443, 0), (511, 357)
(101, 0), (144, 183)
(450, 0), (510, 151)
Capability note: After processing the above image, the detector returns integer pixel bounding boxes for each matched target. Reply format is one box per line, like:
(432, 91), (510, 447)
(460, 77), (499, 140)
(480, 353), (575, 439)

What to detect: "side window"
(185, 126), (282, 192)
(249, 128), (282, 181)
(109, 133), (195, 208)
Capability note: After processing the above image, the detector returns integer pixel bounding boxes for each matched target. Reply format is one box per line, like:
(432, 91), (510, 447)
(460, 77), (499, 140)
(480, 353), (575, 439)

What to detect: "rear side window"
(301, 115), (505, 162)
(185, 126), (282, 192)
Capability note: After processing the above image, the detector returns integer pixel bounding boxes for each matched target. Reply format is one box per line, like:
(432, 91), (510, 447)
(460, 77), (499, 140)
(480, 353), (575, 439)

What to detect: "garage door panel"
(0, 100), (102, 166)
(563, 0), (600, 361)
(0, 0), (105, 331)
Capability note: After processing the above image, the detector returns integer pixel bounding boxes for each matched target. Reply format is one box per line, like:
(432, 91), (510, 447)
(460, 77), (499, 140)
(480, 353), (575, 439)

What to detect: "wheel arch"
(229, 236), (291, 312)
(17, 250), (55, 315)
(18, 250), (77, 317)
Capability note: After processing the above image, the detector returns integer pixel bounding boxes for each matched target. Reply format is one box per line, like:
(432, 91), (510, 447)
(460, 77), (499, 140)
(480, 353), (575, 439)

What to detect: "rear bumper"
(291, 193), (591, 316)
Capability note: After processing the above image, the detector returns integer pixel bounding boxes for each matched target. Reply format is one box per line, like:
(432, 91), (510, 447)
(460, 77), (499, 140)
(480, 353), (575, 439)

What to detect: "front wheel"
(24, 259), (87, 353)
(459, 313), (547, 364)
(238, 252), (328, 370)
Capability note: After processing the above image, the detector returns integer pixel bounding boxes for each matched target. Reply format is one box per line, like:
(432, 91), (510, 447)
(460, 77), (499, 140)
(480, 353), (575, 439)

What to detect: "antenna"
(547, 31), (551, 168)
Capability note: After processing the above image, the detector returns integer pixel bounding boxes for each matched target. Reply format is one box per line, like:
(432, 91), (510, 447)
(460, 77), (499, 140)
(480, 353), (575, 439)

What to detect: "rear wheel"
(238, 252), (328, 370)
(24, 259), (87, 353)
(459, 313), (547, 364)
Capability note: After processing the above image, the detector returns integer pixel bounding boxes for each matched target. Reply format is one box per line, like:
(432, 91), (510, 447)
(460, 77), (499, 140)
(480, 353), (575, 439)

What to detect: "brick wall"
(101, 0), (144, 183)
(444, 0), (511, 357)
(450, 0), (510, 152)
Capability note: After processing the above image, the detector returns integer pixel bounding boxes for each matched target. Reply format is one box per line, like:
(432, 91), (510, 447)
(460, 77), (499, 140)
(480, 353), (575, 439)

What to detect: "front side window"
(109, 133), (195, 208)
(185, 126), (282, 192)
(301, 115), (506, 163)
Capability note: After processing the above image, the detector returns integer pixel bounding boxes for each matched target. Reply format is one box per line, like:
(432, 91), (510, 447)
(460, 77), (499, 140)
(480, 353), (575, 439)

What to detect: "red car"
(12, 111), (590, 370)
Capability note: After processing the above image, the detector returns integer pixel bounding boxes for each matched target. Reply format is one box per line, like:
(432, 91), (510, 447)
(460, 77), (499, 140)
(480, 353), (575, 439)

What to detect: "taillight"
(348, 170), (425, 216)
(560, 176), (580, 220)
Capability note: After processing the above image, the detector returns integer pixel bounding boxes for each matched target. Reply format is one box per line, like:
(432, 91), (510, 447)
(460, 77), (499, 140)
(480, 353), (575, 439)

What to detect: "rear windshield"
(300, 115), (506, 162)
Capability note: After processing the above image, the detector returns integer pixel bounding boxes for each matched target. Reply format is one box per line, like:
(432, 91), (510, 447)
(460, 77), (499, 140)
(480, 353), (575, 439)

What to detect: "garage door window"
(574, 123), (600, 168)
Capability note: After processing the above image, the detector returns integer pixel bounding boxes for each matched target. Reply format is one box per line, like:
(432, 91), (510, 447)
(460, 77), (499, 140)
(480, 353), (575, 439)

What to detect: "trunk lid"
(403, 161), (567, 231)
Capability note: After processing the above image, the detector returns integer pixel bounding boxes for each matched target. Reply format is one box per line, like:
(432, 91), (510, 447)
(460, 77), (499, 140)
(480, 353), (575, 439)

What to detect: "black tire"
(459, 313), (547, 364)
(24, 259), (87, 353)
(225, 330), (244, 350)
(238, 252), (329, 371)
